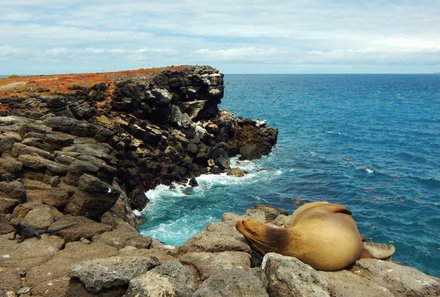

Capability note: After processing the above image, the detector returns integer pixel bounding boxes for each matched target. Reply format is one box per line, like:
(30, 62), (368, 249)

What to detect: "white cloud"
(0, 0), (439, 73)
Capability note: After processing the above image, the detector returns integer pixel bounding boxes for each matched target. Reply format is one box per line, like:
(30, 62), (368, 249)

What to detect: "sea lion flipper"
(360, 241), (395, 259)
(236, 219), (291, 255)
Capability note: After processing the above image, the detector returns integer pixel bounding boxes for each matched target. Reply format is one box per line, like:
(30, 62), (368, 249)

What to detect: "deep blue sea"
(140, 74), (440, 277)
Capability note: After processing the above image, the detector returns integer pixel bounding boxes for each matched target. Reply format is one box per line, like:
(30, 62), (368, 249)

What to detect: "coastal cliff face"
(1, 66), (438, 297)
(0, 65), (279, 296)
(0, 66), (277, 216)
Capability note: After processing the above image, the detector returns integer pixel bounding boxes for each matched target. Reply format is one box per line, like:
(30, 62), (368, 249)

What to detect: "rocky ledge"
(0, 66), (278, 296)
(0, 66), (438, 297)
(1, 204), (439, 297)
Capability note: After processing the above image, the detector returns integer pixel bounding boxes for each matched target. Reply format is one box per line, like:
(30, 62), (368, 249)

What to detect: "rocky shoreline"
(0, 66), (438, 296)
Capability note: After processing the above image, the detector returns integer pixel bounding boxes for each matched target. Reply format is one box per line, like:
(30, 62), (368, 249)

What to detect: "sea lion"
(236, 201), (395, 271)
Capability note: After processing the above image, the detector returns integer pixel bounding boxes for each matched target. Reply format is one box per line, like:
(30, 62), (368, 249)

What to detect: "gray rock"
(49, 175), (60, 187)
(44, 131), (75, 150)
(10, 201), (42, 221)
(51, 215), (112, 242)
(21, 205), (63, 229)
(179, 221), (251, 254)
(186, 143), (198, 154)
(352, 259), (440, 297)
(25, 241), (118, 288)
(239, 144), (262, 160)
(64, 159), (99, 185)
(23, 122), (52, 134)
(0, 180), (26, 201)
(0, 197), (19, 213)
(16, 286), (32, 295)
(151, 87), (173, 103)
(71, 255), (159, 292)
(222, 209), (267, 224)
(181, 100), (207, 120)
(17, 154), (67, 175)
(0, 156), (23, 176)
(125, 261), (197, 297)
(0, 232), (65, 270)
(77, 173), (118, 194)
(12, 142), (54, 160)
(92, 219), (152, 249)
(271, 214), (291, 228)
(0, 135), (16, 154)
(63, 143), (113, 161)
(180, 251), (251, 280)
(65, 174), (120, 219)
(43, 187), (70, 207)
(227, 168), (245, 177)
(21, 137), (53, 151)
(263, 253), (331, 297)
(216, 156), (230, 170)
(193, 268), (269, 297)
(0, 268), (21, 296)
(255, 204), (289, 221)
(44, 116), (97, 137)
(323, 270), (394, 297)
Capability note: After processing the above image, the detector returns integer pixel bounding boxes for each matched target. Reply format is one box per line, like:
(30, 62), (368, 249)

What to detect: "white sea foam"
(144, 156), (277, 202)
(140, 156), (281, 245)
(145, 182), (192, 201)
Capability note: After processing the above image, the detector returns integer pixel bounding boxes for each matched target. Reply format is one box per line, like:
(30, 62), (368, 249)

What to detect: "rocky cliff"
(1, 66), (438, 297)
(0, 66), (278, 296)
(0, 66), (277, 216)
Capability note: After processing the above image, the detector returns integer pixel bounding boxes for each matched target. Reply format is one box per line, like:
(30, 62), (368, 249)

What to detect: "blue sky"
(1, 0), (439, 74)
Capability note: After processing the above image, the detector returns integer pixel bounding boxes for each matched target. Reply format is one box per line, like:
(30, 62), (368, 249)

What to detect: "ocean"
(139, 74), (440, 277)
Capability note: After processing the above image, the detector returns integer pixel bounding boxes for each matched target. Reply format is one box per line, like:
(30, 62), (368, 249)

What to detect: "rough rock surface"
(124, 261), (198, 297)
(71, 255), (159, 292)
(178, 221), (252, 254)
(0, 66), (278, 297)
(1, 67), (437, 297)
(192, 268), (269, 297)
(180, 251), (251, 280)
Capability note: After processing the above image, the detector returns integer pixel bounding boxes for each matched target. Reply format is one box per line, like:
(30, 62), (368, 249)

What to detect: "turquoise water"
(140, 74), (440, 277)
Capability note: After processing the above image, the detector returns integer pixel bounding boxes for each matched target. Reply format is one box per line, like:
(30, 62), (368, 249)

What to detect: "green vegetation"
(7, 74), (20, 78)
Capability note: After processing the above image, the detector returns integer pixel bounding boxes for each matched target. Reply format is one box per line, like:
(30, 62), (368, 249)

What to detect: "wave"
(140, 156), (282, 246)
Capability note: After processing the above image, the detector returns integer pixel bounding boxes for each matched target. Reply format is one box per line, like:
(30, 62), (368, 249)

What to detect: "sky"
(1, 0), (439, 74)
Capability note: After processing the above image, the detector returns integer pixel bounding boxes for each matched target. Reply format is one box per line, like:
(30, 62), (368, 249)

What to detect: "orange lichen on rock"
(0, 103), (8, 112)
(0, 66), (187, 97)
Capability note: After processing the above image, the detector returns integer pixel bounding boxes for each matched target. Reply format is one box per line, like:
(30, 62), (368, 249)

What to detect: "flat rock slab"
(193, 267), (269, 297)
(92, 220), (152, 249)
(125, 261), (197, 297)
(323, 270), (394, 297)
(0, 267), (22, 295)
(50, 215), (112, 242)
(179, 222), (251, 254)
(0, 233), (64, 270)
(263, 253), (331, 297)
(352, 259), (440, 297)
(71, 255), (160, 292)
(180, 251), (251, 280)
(21, 205), (64, 229)
(26, 241), (118, 285)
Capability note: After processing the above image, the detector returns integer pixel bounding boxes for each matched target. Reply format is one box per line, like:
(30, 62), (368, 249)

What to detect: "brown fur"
(236, 201), (395, 271)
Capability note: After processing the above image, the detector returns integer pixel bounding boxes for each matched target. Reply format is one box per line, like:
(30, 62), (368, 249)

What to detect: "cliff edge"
(1, 66), (438, 297)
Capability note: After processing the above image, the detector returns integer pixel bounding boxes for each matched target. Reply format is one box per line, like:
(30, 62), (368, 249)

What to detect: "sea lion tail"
(360, 241), (395, 259)
(236, 219), (289, 255)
